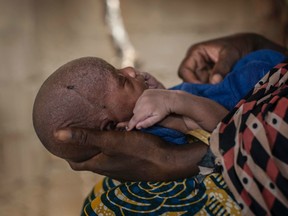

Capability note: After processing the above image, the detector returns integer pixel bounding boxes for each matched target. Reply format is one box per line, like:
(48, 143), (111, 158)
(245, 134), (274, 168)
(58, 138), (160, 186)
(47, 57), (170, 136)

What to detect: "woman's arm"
(55, 128), (208, 181)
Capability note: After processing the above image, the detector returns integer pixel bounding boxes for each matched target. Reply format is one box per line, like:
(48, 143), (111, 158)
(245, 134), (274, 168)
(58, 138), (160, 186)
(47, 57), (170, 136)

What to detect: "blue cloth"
(142, 50), (287, 144)
(141, 125), (188, 144)
(170, 49), (287, 110)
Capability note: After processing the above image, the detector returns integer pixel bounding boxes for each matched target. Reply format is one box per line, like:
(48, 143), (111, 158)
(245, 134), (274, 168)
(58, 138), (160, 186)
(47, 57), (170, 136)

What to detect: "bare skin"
(127, 89), (228, 132)
(178, 33), (288, 84)
(55, 128), (208, 181)
(33, 56), (212, 180)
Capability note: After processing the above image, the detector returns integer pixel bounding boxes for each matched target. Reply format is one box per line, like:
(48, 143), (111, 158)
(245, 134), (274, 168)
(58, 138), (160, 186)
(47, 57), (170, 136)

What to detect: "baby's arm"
(127, 89), (228, 132)
(171, 91), (228, 132)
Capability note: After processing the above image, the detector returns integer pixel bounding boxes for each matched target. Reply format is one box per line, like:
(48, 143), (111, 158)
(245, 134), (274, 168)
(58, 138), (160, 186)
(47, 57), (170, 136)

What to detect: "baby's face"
(99, 67), (151, 131)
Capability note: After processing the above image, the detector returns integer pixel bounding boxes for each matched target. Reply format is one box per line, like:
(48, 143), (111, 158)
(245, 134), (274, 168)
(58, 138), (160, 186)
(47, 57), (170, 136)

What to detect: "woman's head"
(33, 57), (149, 160)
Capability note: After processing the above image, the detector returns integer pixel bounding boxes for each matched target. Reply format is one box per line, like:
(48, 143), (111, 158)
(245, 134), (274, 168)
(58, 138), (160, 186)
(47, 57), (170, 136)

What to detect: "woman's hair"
(33, 57), (115, 161)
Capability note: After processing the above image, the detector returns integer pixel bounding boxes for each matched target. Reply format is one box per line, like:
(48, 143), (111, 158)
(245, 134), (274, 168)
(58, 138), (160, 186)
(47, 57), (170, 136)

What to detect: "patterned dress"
(211, 60), (288, 215)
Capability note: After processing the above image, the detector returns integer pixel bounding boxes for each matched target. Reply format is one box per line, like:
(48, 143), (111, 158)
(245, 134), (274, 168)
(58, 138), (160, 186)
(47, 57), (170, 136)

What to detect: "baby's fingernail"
(211, 74), (223, 84)
(54, 129), (72, 141)
(125, 126), (129, 131)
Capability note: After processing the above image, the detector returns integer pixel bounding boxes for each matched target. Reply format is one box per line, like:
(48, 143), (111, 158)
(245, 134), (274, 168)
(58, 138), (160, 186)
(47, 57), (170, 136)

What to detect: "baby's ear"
(116, 121), (129, 131)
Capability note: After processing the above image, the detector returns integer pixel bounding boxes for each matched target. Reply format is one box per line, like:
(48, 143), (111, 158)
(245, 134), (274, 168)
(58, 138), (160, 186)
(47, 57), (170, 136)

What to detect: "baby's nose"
(122, 67), (136, 78)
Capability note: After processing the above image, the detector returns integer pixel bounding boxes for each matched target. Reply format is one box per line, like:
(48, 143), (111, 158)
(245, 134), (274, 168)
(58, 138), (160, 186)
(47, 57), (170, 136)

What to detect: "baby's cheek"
(117, 102), (135, 121)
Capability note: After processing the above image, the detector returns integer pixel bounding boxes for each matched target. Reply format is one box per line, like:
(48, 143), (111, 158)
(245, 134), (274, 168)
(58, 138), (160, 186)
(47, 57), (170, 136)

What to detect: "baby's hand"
(127, 89), (175, 130)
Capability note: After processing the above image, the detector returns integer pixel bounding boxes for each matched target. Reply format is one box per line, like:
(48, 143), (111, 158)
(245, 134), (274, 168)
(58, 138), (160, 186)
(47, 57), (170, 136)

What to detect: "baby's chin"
(147, 81), (165, 89)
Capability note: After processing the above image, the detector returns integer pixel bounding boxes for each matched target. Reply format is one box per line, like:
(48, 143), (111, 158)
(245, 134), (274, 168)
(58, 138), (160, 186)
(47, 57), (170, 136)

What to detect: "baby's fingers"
(116, 121), (129, 131)
(127, 115), (143, 131)
(127, 113), (154, 131)
(135, 116), (161, 129)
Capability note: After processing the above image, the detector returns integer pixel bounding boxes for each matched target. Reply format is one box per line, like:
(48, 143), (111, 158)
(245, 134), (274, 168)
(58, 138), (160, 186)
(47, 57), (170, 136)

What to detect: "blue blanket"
(141, 49), (287, 144)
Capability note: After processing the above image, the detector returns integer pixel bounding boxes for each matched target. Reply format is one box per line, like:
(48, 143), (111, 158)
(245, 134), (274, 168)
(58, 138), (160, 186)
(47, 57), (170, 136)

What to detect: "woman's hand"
(54, 128), (208, 181)
(178, 33), (288, 84)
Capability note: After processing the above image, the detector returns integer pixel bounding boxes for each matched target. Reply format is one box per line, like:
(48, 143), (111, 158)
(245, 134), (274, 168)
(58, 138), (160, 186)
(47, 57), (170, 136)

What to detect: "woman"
(55, 33), (288, 215)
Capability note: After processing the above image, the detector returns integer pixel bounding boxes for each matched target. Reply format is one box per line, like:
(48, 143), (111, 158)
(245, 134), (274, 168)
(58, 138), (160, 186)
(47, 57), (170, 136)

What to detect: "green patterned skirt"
(81, 173), (241, 215)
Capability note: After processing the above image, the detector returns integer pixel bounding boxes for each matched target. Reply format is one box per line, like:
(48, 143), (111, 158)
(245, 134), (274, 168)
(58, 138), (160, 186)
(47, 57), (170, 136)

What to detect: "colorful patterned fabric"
(143, 50), (286, 145)
(210, 60), (288, 215)
(81, 173), (241, 215)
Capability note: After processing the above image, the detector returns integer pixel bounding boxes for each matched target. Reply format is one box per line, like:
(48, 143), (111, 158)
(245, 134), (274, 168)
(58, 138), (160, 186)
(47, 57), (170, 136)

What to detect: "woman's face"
(99, 66), (149, 131)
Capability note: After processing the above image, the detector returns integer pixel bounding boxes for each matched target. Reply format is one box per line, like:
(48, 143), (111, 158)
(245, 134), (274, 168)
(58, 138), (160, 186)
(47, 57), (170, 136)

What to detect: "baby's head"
(33, 57), (150, 161)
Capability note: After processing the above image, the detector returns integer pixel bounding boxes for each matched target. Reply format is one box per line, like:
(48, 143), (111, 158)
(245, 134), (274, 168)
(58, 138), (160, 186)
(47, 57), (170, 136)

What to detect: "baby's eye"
(120, 75), (127, 86)
(104, 122), (116, 131)
(117, 73), (127, 87)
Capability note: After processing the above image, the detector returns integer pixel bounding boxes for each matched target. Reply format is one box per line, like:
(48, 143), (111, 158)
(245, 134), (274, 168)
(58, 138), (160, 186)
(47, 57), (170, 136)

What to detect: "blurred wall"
(0, 0), (286, 215)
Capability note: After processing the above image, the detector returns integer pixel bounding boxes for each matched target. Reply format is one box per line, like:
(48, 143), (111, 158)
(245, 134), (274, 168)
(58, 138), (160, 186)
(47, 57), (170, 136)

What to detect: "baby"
(33, 57), (187, 161)
(33, 50), (286, 162)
